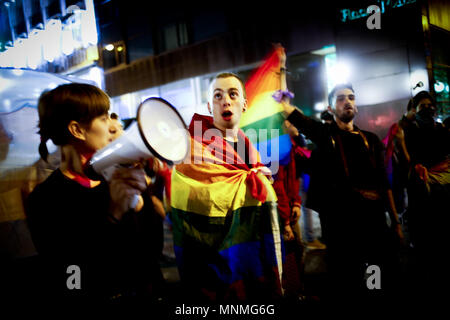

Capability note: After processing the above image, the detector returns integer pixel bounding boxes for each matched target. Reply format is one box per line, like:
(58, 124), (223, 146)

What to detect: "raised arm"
(275, 46), (329, 146)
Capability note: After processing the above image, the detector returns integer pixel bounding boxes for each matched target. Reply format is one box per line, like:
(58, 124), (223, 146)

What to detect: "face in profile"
(208, 76), (247, 131)
(80, 113), (115, 152)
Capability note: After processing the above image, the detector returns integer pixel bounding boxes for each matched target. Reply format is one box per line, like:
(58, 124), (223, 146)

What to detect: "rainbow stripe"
(170, 114), (283, 301)
(240, 47), (292, 166)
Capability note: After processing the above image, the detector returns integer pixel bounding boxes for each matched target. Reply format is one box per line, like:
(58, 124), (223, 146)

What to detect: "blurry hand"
(277, 45), (286, 67)
(273, 43), (286, 68)
(109, 166), (148, 221)
(291, 206), (301, 224)
(151, 195), (166, 219)
(283, 224), (295, 241)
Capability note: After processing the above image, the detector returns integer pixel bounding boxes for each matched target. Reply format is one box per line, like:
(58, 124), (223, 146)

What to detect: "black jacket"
(26, 169), (161, 304)
(287, 109), (389, 213)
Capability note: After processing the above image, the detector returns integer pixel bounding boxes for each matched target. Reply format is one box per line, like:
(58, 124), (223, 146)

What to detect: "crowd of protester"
(1, 64), (448, 315)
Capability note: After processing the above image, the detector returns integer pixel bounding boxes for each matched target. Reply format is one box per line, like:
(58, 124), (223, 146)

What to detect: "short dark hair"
(38, 83), (110, 161)
(328, 83), (354, 106)
(213, 72), (247, 99)
(110, 112), (119, 120)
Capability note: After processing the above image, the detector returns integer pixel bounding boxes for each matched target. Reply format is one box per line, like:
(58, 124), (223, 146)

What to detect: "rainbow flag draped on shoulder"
(170, 113), (283, 301)
(240, 46), (292, 167)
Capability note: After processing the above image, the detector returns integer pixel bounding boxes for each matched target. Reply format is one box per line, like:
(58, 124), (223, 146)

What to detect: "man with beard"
(278, 83), (403, 305)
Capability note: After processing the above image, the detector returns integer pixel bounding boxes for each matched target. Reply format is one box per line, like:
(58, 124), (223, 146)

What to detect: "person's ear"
(67, 120), (86, 141)
(242, 99), (248, 113)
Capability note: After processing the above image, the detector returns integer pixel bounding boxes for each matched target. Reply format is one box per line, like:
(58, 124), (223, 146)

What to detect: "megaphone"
(87, 97), (190, 180)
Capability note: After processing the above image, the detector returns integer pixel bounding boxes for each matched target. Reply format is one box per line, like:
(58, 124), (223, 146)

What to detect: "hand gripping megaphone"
(87, 97), (190, 180)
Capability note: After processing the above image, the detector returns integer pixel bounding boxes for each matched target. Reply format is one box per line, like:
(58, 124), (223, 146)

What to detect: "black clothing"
(404, 120), (449, 168)
(287, 110), (390, 215)
(403, 118), (449, 247)
(287, 109), (399, 303)
(403, 119), (449, 297)
(145, 163), (167, 260)
(25, 169), (163, 305)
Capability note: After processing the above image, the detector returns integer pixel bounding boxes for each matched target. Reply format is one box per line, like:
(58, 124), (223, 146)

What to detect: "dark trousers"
(406, 178), (448, 305)
(319, 197), (400, 305)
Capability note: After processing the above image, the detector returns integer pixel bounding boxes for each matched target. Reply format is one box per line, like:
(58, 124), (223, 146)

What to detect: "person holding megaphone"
(26, 83), (163, 306)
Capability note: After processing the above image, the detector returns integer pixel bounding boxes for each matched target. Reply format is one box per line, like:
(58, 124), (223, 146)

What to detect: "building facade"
(94, 0), (449, 137)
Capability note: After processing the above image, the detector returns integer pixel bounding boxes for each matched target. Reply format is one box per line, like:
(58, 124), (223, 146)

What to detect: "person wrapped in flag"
(170, 72), (283, 302)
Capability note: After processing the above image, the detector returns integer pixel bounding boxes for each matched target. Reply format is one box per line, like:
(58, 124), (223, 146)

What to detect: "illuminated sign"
(340, 0), (417, 22)
(0, 0), (98, 70)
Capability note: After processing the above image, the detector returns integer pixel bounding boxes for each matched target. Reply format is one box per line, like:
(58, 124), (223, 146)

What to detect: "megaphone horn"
(88, 97), (190, 180)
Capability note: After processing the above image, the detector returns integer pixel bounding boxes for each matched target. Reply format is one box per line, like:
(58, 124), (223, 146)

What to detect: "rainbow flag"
(240, 46), (292, 167)
(170, 113), (283, 301)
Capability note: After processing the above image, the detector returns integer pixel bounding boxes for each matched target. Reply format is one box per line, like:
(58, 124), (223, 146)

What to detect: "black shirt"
(404, 120), (449, 168)
(287, 109), (389, 212)
(26, 169), (160, 303)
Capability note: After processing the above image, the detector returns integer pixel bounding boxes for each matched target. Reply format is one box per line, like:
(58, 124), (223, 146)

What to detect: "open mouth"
(222, 110), (233, 120)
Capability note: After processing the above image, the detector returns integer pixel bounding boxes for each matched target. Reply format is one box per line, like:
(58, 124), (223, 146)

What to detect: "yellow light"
(421, 15), (429, 31)
(117, 46), (123, 52)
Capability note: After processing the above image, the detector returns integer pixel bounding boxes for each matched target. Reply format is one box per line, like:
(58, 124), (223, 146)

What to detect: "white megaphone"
(87, 97), (190, 181)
